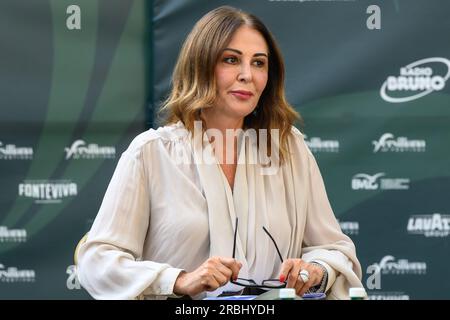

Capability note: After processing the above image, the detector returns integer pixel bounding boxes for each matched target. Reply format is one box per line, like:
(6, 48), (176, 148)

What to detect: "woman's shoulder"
(288, 125), (314, 158)
(290, 125), (304, 139)
(125, 121), (189, 154)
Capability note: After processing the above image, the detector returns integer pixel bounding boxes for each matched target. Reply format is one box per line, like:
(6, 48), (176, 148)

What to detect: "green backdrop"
(1, 0), (449, 299)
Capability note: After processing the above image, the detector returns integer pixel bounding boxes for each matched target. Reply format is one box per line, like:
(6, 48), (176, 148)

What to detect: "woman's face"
(213, 25), (269, 120)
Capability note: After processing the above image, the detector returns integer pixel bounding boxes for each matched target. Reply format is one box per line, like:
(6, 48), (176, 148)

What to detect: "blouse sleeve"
(76, 139), (183, 300)
(293, 130), (364, 298)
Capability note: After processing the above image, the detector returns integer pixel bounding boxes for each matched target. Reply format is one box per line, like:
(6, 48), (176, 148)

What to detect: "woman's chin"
(227, 105), (256, 119)
(230, 110), (254, 120)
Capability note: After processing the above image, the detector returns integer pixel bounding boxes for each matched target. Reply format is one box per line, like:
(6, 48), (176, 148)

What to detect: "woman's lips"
(230, 90), (253, 100)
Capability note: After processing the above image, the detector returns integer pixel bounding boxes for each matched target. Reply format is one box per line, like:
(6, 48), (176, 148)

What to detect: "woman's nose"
(237, 63), (252, 83)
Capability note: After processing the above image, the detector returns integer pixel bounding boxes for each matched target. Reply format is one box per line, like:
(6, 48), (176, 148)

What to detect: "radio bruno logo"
(380, 57), (450, 103)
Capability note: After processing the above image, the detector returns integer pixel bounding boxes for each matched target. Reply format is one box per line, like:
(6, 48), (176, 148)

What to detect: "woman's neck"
(200, 109), (244, 135)
(200, 109), (242, 165)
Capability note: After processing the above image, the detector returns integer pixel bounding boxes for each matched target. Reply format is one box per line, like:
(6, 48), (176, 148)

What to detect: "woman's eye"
(253, 60), (266, 67)
(224, 57), (238, 64)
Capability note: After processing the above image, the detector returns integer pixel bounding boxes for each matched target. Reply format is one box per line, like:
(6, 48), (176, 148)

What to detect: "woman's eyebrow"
(223, 48), (268, 58)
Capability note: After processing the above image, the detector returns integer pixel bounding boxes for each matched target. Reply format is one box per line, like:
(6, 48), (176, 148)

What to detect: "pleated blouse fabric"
(77, 121), (364, 300)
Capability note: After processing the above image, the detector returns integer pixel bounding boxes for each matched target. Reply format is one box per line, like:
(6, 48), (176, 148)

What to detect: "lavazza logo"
(64, 139), (115, 160)
(0, 263), (35, 282)
(368, 255), (427, 275)
(351, 173), (410, 190)
(372, 133), (426, 153)
(0, 226), (27, 243)
(407, 213), (450, 237)
(18, 180), (78, 204)
(304, 135), (339, 153)
(380, 57), (450, 103)
(0, 141), (33, 160)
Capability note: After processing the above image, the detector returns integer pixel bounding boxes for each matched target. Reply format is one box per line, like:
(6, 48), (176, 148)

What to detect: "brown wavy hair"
(160, 6), (301, 162)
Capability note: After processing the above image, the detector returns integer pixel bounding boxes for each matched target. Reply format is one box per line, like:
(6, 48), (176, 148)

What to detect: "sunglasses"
(230, 217), (287, 289)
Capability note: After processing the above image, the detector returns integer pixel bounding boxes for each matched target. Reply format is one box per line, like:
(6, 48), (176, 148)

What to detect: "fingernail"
(279, 275), (285, 283)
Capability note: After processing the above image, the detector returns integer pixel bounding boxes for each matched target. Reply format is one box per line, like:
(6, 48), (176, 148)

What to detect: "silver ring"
(299, 269), (310, 283)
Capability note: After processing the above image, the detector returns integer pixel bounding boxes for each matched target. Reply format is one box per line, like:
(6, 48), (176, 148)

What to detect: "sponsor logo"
(0, 141), (33, 160)
(351, 173), (410, 190)
(0, 226), (27, 243)
(368, 255), (427, 275)
(337, 220), (359, 235)
(66, 265), (81, 290)
(64, 139), (115, 159)
(304, 135), (339, 153)
(368, 292), (410, 300)
(372, 133), (426, 153)
(380, 57), (450, 103)
(0, 263), (36, 282)
(407, 213), (450, 237)
(18, 180), (78, 204)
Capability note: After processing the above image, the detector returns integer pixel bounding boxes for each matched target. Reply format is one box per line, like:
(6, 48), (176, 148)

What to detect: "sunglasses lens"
(263, 280), (286, 288)
(233, 279), (256, 286)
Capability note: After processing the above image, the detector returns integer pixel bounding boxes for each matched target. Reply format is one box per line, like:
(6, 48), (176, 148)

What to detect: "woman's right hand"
(173, 256), (242, 297)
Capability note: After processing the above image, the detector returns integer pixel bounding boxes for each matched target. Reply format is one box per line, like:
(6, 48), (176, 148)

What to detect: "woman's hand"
(278, 259), (324, 296)
(173, 256), (242, 297)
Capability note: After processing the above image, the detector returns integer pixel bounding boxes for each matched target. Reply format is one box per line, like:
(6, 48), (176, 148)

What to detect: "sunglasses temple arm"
(262, 226), (284, 263)
(232, 217), (238, 259)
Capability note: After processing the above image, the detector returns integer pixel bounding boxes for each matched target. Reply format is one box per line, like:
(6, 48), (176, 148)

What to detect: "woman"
(77, 6), (364, 300)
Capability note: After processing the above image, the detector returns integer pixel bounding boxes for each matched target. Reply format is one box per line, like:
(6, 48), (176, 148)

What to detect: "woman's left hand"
(278, 259), (324, 296)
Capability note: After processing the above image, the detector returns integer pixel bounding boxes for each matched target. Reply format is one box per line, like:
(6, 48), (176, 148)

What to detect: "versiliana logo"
(380, 57), (450, 103)
(65, 139), (115, 159)
(0, 264), (36, 282)
(368, 255), (427, 275)
(18, 180), (78, 204)
(352, 173), (410, 190)
(407, 213), (450, 237)
(373, 133), (426, 153)
(0, 226), (27, 243)
(304, 135), (339, 153)
(0, 141), (33, 160)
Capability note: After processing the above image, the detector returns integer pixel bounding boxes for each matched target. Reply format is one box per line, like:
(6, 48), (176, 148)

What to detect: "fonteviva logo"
(18, 180), (78, 204)
(380, 57), (450, 103)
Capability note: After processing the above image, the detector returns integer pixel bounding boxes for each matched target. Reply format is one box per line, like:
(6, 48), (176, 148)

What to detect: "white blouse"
(77, 121), (364, 300)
